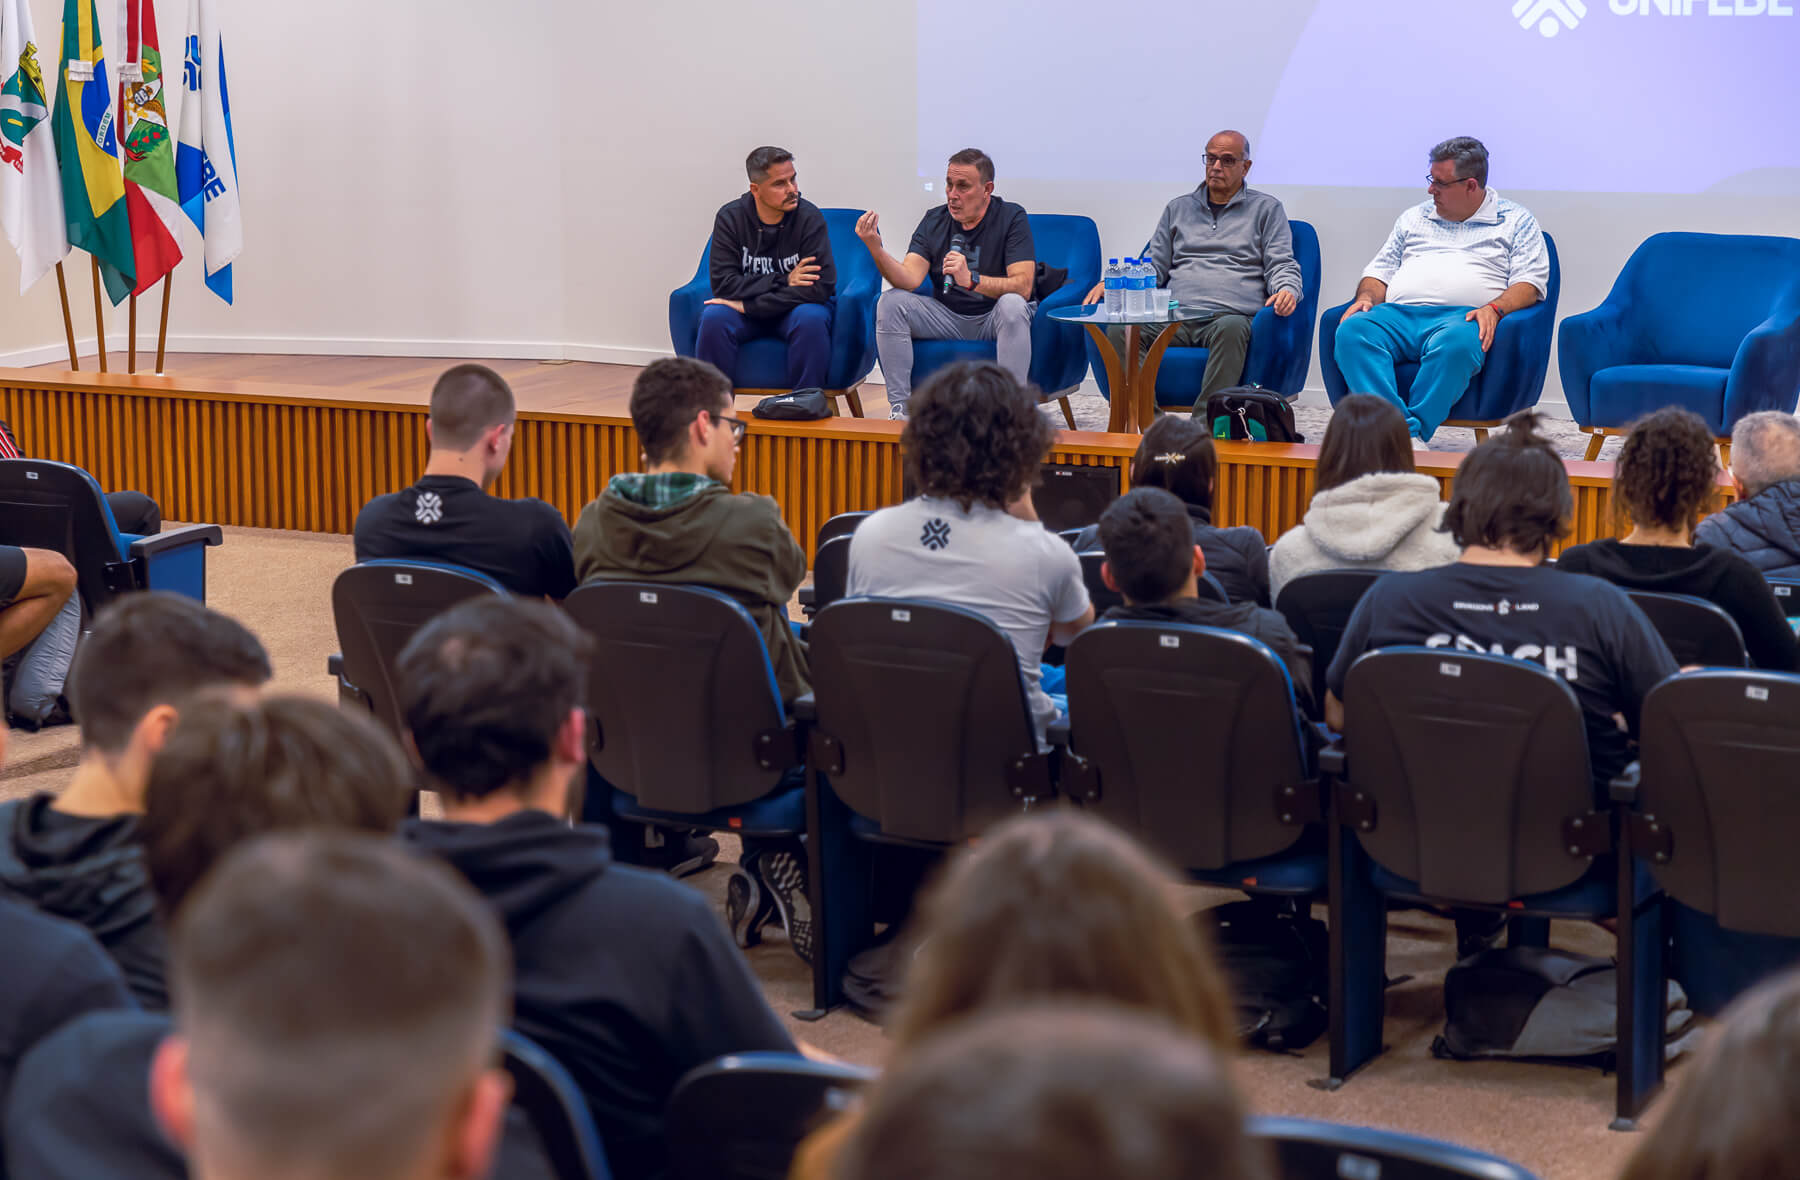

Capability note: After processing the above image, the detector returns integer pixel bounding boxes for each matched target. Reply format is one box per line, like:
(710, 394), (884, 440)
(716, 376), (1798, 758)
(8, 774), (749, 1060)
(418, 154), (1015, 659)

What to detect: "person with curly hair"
(1326, 410), (1676, 793)
(846, 361), (1092, 739)
(1557, 407), (1798, 671)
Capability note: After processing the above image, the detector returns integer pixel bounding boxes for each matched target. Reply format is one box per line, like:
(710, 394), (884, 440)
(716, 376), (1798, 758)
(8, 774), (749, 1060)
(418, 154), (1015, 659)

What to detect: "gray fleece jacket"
(1269, 472), (1462, 599)
(1142, 186), (1303, 318)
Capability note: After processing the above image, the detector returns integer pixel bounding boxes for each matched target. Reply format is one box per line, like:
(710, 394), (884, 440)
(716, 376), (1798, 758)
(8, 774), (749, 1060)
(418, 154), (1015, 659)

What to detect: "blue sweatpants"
(696, 302), (832, 391)
(1334, 304), (1486, 442)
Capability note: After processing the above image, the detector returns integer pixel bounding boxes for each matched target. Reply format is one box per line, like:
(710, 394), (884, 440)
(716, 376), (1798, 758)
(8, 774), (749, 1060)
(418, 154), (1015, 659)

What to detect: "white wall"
(4, 0), (1799, 406)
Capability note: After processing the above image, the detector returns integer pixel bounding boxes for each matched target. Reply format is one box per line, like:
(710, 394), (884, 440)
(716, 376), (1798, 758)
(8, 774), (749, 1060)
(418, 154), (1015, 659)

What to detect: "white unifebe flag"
(0, 0), (70, 293)
(174, 0), (239, 302)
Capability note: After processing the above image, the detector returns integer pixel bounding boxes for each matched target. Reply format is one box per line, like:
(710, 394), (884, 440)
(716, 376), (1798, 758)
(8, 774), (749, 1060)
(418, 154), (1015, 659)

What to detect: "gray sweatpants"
(876, 289), (1034, 410)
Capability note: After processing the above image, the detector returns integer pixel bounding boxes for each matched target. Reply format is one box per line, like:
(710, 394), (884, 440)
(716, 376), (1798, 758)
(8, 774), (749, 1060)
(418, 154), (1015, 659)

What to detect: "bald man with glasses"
(1083, 130), (1304, 412)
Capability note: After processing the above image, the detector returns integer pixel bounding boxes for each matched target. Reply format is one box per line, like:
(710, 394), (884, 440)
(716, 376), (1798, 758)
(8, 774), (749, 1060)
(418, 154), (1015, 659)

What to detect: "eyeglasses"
(1203, 153), (1244, 168)
(1427, 174), (1473, 190)
(709, 412), (747, 443)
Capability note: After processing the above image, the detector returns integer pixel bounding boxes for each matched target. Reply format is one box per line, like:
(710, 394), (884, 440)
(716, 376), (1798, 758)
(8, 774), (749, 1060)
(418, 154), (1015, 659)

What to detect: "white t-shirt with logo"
(1362, 190), (1551, 310)
(846, 496), (1090, 736)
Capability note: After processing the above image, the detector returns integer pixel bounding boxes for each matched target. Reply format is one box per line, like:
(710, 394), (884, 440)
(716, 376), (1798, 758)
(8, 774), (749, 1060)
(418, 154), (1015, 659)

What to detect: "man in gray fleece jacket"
(1088, 130), (1304, 411)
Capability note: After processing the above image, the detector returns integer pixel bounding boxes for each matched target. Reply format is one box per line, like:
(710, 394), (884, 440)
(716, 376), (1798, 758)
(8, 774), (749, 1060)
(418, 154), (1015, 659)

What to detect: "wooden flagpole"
(54, 262), (79, 370)
(90, 258), (107, 372)
(155, 273), (171, 374)
(128, 293), (137, 373)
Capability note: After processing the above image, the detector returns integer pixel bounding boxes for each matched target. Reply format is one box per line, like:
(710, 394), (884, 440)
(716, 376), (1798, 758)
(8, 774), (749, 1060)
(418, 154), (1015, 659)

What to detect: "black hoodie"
(1555, 538), (1800, 672)
(0, 795), (167, 1009)
(403, 811), (794, 1180)
(708, 193), (835, 320)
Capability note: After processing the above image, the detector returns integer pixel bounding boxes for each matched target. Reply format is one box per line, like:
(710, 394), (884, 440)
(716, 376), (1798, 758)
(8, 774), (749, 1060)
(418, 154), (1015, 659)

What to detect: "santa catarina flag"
(174, 0), (237, 304)
(116, 0), (181, 295)
(0, 0), (69, 292)
(52, 0), (133, 303)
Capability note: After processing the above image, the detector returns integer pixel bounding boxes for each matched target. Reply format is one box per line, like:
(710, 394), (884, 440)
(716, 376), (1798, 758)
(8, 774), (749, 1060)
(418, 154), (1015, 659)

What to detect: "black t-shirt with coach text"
(907, 196), (1035, 317)
(1325, 563), (1678, 787)
(353, 475), (577, 600)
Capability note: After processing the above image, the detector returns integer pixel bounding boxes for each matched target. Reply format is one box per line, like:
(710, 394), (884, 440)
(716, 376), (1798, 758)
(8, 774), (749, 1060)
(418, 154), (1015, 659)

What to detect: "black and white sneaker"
(645, 833), (720, 879)
(725, 854), (777, 949)
(757, 848), (814, 965)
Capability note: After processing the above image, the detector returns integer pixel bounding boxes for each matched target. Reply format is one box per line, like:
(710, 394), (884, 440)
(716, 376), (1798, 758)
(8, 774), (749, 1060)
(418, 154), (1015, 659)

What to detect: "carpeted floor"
(0, 434), (1668, 1179)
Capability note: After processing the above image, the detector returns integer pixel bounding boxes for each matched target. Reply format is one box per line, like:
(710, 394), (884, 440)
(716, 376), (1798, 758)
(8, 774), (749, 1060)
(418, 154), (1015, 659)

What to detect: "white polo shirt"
(1363, 189), (1550, 310)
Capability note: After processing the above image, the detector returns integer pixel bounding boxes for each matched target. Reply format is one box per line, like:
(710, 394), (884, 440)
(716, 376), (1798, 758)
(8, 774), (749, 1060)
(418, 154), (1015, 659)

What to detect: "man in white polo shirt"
(1334, 137), (1550, 446)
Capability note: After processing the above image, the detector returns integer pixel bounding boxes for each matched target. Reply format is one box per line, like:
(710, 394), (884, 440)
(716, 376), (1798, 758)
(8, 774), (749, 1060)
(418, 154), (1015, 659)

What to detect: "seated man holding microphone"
(1083, 130), (1303, 411)
(859, 148), (1036, 420)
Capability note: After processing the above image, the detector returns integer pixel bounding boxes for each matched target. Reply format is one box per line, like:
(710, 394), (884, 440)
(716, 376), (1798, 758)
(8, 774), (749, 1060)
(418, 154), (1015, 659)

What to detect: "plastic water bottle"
(1128, 259), (1149, 318)
(1103, 258), (1124, 317)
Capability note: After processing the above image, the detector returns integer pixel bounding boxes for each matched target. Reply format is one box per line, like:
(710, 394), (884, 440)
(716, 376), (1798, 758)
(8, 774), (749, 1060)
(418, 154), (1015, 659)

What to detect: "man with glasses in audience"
(1334, 136), (1550, 447)
(1081, 130), (1304, 412)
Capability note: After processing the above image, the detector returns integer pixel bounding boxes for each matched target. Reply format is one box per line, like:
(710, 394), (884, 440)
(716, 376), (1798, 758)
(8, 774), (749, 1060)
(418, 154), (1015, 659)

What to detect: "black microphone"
(944, 233), (966, 293)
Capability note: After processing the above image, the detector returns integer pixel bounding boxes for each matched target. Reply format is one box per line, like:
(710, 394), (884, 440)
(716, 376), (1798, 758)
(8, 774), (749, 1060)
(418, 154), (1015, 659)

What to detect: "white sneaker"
(1411, 435), (1430, 451)
(889, 403), (909, 421)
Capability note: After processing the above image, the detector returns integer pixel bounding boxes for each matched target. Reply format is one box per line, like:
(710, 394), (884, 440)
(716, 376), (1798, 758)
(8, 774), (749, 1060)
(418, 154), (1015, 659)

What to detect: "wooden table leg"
(1123, 325), (1143, 432)
(1084, 323), (1129, 433)
(1135, 327), (1183, 430)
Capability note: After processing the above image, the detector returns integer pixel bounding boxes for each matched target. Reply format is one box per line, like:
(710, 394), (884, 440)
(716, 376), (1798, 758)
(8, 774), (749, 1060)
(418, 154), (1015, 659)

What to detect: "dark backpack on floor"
(1206, 386), (1304, 443)
(1202, 899), (1329, 1051)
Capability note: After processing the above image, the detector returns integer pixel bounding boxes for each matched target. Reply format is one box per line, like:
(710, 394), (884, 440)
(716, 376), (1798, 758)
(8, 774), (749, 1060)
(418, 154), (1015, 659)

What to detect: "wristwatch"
(963, 271), (979, 291)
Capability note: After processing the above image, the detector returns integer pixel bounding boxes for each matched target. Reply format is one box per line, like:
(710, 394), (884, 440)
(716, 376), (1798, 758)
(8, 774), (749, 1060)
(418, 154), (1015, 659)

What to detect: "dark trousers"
(105, 491), (160, 535)
(696, 302), (832, 390)
(1107, 312), (1253, 412)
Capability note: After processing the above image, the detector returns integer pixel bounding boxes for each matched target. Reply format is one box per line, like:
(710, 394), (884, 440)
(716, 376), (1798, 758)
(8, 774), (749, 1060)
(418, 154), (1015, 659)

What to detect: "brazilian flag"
(52, 0), (134, 303)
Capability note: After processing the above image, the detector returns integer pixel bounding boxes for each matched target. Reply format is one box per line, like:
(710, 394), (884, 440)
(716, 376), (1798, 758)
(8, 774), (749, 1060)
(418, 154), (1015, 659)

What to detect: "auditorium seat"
(1624, 590), (1748, 668)
(1059, 622), (1326, 897)
(1769, 577), (1800, 622)
(799, 533), (852, 620)
(664, 1052), (874, 1180)
(1086, 219), (1323, 408)
(1559, 232), (1800, 460)
(1274, 568), (1384, 712)
(330, 559), (506, 740)
(907, 212), (1102, 428)
(503, 1030), (612, 1180)
(1325, 648), (1664, 1127)
(0, 457), (221, 607)
(1319, 233), (1561, 442)
(668, 207), (882, 416)
(1624, 670), (1800, 1016)
(796, 598), (1057, 1009)
(1252, 1116), (1540, 1180)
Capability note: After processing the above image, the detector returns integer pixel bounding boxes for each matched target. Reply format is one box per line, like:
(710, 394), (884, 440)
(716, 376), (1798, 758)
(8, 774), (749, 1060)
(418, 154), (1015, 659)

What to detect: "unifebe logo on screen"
(1516, 0), (1795, 36)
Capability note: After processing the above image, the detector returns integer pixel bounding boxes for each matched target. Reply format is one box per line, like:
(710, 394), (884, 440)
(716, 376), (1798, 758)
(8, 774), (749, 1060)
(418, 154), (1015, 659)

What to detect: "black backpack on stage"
(1206, 386), (1304, 443)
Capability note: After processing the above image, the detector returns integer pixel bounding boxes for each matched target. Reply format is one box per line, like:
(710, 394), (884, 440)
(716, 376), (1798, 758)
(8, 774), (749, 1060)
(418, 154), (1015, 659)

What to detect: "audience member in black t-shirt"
(1074, 416), (1272, 606)
(395, 597), (797, 1180)
(3, 697), (423, 1180)
(1095, 487), (1312, 717)
(0, 594), (271, 1009)
(857, 148), (1036, 419)
(1327, 411), (1678, 791)
(1556, 407), (1799, 671)
(353, 364), (576, 599)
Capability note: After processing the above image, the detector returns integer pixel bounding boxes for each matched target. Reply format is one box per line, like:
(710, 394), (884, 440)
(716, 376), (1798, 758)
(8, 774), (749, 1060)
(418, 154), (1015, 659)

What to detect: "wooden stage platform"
(0, 354), (1717, 561)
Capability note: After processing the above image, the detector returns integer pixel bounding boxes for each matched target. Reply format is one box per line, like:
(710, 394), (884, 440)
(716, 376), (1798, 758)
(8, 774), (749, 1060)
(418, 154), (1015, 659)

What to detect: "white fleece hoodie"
(1269, 472), (1462, 599)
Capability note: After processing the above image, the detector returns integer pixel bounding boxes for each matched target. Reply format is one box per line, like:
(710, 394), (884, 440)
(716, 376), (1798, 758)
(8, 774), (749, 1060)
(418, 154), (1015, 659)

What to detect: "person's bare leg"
(0, 549), (76, 658)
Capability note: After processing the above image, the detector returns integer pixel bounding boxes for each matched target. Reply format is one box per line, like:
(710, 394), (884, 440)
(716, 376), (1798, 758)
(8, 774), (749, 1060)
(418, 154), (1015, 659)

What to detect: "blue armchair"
(907, 212), (1102, 428)
(669, 207), (881, 416)
(1559, 233), (1800, 460)
(1319, 232), (1560, 442)
(1086, 219), (1323, 407)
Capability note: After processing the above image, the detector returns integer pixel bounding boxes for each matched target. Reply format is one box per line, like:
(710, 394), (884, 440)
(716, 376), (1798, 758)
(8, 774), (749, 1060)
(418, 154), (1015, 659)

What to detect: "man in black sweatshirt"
(395, 596), (797, 1180)
(695, 145), (836, 391)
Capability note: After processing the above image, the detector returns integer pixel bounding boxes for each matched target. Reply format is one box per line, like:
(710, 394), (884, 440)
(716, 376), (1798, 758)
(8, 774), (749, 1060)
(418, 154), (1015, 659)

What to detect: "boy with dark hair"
(396, 596), (796, 1180)
(148, 833), (512, 1180)
(1097, 487), (1310, 710)
(695, 145), (836, 392)
(2, 697), (425, 1180)
(0, 593), (271, 1007)
(354, 363), (576, 600)
(848, 361), (1092, 739)
(572, 356), (808, 702)
(1326, 411), (1677, 788)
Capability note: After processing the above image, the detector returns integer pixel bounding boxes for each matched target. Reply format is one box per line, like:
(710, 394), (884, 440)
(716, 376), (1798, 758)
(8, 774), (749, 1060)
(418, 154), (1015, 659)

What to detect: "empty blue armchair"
(1320, 232), (1560, 441)
(669, 207), (881, 416)
(1560, 233), (1800, 460)
(908, 212), (1102, 428)
(1087, 219), (1323, 406)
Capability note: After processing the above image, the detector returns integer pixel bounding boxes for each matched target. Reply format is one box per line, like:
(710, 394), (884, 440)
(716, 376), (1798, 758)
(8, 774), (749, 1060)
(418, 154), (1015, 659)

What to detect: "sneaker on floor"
(646, 833), (719, 879)
(1411, 435), (1430, 451)
(725, 854), (776, 949)
(888, 403), (909, 421)
(757, 848), (814, 965)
